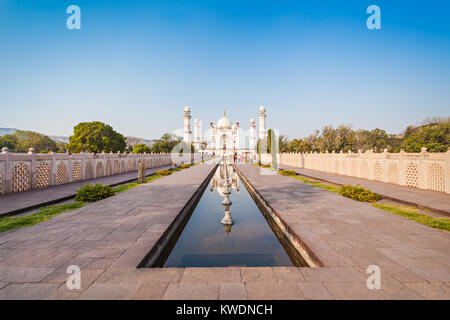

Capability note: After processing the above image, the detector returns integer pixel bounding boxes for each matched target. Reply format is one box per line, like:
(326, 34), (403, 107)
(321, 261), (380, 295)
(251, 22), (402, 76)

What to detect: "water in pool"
(159, 161), (306, 267)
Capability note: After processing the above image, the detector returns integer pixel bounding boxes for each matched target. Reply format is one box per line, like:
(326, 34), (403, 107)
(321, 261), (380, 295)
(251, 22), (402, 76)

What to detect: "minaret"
(210, 121), (216, 152)
(193, 118), (200, 150)
(258, 105), (266, 140)
(250, 118), (256, 150)
(235, 121), (240, 150)
(183, 106), (191, 143)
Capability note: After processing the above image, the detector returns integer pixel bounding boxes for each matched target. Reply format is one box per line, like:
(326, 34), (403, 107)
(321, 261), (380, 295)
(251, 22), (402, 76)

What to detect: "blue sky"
(0, 0), (449, 139)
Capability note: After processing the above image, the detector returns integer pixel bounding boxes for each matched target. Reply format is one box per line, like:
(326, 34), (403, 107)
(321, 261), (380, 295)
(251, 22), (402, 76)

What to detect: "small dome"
(259, 105), (265, 111)
(250, 118), (255, 123)
(184, 105), (190, 111)
(194, 118), (199, 123)
(217, 116), (232, 129)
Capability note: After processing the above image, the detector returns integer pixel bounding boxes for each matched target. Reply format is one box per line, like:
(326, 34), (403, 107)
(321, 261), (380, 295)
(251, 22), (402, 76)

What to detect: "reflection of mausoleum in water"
(210, 162), (240, 234)
(210, 162), (240, 195)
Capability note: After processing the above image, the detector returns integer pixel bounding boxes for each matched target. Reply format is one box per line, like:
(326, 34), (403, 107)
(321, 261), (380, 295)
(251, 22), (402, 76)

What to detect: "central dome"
(217, 111), (232, 129)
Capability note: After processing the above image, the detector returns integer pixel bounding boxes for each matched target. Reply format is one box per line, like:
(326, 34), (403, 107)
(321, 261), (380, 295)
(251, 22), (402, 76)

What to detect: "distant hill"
(0, 128), (19, 136)
(0, 127), (153, 146)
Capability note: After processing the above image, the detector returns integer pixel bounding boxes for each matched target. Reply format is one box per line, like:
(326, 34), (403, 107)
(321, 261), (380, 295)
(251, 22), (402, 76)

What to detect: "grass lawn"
(0, 202), (86, 234)
(371, 203), (450, 232)
(291, 175), (340, 193)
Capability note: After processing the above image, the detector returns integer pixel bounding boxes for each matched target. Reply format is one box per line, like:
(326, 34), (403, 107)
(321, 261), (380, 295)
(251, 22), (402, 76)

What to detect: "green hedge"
(154, 169), (172, 176)
(75, 184), (115, 202)
(278, 169), (298, 176)
(338, 184), (381, 202)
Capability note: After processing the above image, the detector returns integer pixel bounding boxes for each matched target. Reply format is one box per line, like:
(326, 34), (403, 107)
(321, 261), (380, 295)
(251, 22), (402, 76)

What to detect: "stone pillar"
(382, 148), (388, 183)
(419, 147), (427, 189)
(28, 148), (37, 189)
(399, 149), (406, 186)
(2, 147), (11, 194)
(445, 148), (450, 194)
(137, 161), (146, 183)
(50, 151), (56, 186)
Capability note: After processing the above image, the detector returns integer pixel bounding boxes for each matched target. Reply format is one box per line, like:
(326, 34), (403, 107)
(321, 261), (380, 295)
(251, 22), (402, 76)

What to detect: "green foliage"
(286, 138), (312, 153)
(0, 134), (18, 150)
(400, 121), (449, 152)
(3, 131), (57, 153)
(339, 184), (381, 202)
(133, 143), (151, 154)
(75, 183), (115, 202)
(179, 164), (191, 169)
(285, 118), (449, 154)
(154, 169), (172, 176)
(150, 133), (195, 153)
(67, 121), (126, 153)
(278, 169), (298, 176)
(0, 202), (85, 234)
(371, 203), (450, 232)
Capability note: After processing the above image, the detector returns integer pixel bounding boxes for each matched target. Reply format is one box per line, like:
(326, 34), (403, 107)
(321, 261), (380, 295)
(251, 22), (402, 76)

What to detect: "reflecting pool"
(157, 161), (307, 267)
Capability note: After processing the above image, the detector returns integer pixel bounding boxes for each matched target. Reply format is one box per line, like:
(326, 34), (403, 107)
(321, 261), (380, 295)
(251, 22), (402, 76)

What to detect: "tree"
(151, 133), (195, 153)
(67, 121), (126, 153)
(400, 121), (449, 152)
(286, 138), (312, 153)
(10, 131), (57, 153)
(0, 134), (18, 150)
(133, 143), (151, 154)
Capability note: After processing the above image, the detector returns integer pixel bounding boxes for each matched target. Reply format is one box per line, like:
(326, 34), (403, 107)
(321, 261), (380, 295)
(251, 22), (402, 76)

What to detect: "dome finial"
(224, 109), (226, 116)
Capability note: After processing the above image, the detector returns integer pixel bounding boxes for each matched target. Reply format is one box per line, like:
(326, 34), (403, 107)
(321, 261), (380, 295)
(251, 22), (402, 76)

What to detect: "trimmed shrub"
(179, 164), (191, 169)
(154, 169), (172, 176)
(260, 164), (270, 168)
(278, 169), (298, 176)
(338, 184), (381, 202)
(75, 183), (115, 202)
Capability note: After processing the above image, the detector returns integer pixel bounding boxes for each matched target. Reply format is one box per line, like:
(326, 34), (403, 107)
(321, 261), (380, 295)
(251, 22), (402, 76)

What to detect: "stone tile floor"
(0, 162), (448, 299)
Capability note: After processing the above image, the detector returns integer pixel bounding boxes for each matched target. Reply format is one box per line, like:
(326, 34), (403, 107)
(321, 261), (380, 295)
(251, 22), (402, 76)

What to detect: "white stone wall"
(260, 148), (450, 194)
(0, 148), (174, 195)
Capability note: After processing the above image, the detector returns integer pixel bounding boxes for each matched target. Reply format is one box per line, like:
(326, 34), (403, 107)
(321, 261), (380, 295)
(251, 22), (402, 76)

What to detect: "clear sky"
(0, 0), (449, 139)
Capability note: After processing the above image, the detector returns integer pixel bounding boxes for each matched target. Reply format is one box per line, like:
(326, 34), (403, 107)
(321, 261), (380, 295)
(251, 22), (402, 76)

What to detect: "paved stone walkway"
(0, 162), (448, 299)
(0, 164), (173, 217)
(281, 165), (450, 216)
(234, 164), (450, 299)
